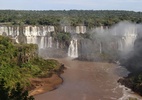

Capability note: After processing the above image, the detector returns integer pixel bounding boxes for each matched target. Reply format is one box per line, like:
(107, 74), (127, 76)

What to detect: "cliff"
(0, 22), (138, 61)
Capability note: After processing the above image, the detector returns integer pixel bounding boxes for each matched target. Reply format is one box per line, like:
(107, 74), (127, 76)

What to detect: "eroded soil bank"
(29, 74), (63, 96)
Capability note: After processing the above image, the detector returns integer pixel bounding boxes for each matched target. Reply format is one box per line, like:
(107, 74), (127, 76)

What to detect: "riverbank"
(27, 59), (66, 96)
(29, 74), (63, 96)
(33, 58), (142, 100)
(35, 58), (123, 100)
(118, 72), (142, 99)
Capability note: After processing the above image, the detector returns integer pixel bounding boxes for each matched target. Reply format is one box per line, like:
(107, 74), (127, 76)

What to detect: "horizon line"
(0, 9), (141, 12)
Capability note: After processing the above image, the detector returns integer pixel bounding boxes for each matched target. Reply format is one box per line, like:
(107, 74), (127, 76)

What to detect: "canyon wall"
(0, 23), (138, 60)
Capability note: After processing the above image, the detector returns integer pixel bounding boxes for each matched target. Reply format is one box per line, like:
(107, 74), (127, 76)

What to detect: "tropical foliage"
(0, 10), (141, 26)
(0, 36), (62, 99)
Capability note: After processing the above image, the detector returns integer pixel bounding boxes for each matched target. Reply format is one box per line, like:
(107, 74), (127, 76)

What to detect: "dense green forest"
(0, 10), (142, 26)
(0, 36), (63, 99)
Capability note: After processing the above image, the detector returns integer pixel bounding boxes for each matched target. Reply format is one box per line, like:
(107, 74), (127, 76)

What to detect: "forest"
(0, 10), (142, 26)
(0, 36), (64, 99)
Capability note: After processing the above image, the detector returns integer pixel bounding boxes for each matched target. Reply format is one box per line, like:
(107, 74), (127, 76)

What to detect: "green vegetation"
(0, 10), (142, 26)
(119, 72), (142, 96)
(129, 98), (138, 100)
(56, 32), (71, 49)
(0, 36), (63, 99)
(0, 79), (34, 100)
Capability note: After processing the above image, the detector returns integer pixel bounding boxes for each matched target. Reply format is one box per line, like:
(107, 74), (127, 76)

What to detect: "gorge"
(0, 21), (142, 100)
(0, 21), (138, 60)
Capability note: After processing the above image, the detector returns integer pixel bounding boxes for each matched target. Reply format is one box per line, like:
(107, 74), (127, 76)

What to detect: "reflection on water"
(34, 58), (141, 100)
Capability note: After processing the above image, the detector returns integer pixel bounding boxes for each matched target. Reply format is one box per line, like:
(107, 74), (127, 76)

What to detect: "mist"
(86, 21), (142, 73)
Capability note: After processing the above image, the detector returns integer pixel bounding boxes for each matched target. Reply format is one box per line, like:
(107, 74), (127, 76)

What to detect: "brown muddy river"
(35, 58), (125, 100)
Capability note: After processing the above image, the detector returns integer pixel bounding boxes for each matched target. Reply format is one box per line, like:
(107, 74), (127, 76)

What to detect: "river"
(35, 58), (142, 100)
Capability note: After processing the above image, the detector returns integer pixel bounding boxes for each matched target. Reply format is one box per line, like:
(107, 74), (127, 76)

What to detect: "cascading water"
(14, 36), (19, 43)
(118, 26), (137, 52)
(118, 37), (125, 51)
(39, 37), (45, 49)
(99, 42), (102, 54)
(57, 40), (59, 49)
(22, 26), (55, 49)
(0, 24), (138, 55)
(47, 36), (52, 48)
(68, 39), (78, 58)
(76, 26), (86, 34)
(123, 27), (137, 51)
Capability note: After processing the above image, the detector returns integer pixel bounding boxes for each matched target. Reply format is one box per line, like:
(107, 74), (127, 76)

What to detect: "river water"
(35, 58), (142, 100)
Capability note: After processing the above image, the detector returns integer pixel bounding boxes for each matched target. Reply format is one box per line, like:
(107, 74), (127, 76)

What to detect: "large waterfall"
(0, 25), (55, 49)
(118, 26), (137, 52)
(0, 24), (138, 58)
(47, 36), (52, 48)
(68, 39), (78, 58)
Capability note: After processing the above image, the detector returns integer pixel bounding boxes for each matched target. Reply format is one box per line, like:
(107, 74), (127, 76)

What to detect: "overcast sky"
(0, 0), (141, 11)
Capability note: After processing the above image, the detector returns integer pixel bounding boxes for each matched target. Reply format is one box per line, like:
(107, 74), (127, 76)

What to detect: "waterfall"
(99, 42), (102, 54)
(76, 26), (86, 34)
(14, 36), (19, 43)
(118, 39), (124, 51)
(118, 26), (137, 52)
(39, 37), (45, 49)
(22, 26), (55, 49)
(124, 27), (137, 51)
(68, 39), (78, 58)
(48, 37), (52, 48)
(57, 40), (59, 49)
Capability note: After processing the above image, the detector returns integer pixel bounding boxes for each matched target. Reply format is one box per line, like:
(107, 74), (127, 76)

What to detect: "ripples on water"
(35, 58), (142, 100)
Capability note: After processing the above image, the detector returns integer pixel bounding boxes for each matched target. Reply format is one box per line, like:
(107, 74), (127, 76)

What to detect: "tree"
(0, 79), (10, 100)
(0, 79), (34, 100)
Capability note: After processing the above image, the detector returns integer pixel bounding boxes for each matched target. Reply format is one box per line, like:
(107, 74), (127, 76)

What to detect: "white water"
(68, 39), (78, 58)
(119, 85), (142, 100)
(57, 40), (59, 49)
(39, 37), (45, 49)
(76, 26), (86, 34)
(123, 27), (137, 52)
(115, 66), (142, 100)
(47, 37), (52, 48)
(117, 25), (137, 52)
(118, 39), (124, 51)
(99, 42), (102, 54)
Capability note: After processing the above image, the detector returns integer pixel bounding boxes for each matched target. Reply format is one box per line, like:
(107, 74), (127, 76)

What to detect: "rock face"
(117, 26), (137, 53)
(0, 24), (139, 59)
(0, 25), (86, 49)
(77, 25), (138, 61)
(76, 26), (86, 34)
(61, 25), (87, 34)
(0, 25), (55, 48)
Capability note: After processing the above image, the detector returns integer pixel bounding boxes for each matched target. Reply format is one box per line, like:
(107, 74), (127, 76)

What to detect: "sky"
(0, 0), (141, 11)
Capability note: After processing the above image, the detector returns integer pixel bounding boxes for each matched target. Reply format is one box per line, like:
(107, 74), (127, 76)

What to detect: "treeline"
(0, 10), (142, 27)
